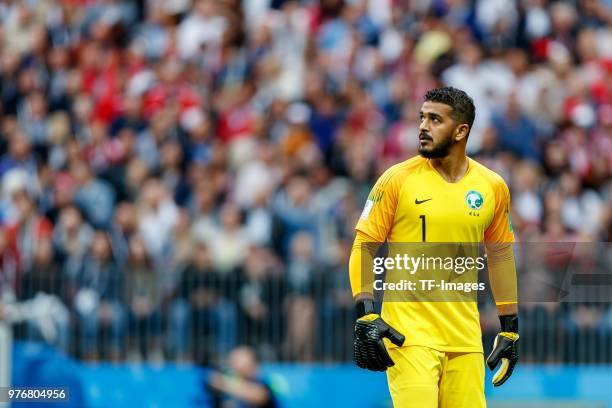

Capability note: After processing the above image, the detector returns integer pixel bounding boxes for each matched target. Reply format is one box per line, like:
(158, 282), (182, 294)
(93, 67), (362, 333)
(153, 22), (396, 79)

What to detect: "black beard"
(418, 136), (454, 158)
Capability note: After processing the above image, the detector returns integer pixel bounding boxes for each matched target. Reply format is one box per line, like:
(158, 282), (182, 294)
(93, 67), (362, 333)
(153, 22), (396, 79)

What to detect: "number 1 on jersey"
(419, 214), (426, 242)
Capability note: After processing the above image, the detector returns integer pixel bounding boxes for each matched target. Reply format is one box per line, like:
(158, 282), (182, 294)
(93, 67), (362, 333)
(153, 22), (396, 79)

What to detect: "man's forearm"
(485, 243), (518, 315)
(349, 230), (381, 300)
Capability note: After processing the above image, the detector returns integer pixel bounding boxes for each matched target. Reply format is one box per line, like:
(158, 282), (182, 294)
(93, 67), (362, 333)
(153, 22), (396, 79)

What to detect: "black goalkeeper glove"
(353, 299), (405, 371)
(486, 314), (519, 387)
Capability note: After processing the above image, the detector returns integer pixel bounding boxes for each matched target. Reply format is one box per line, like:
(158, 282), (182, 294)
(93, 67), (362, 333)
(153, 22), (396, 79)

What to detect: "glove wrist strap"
(499, 314), (519, 333)
(355, 299), (375, 319)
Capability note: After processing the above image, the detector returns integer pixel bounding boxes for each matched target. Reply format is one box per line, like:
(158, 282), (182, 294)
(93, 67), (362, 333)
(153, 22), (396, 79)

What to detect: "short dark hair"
(424, 87), (475, 135)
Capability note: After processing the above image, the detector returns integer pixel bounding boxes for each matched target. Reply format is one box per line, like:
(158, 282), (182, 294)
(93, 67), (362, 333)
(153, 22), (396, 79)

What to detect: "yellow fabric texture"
(350, 155), (516, 353)
(358, 314), (379, 322)
(386, 346), (486, 408)
(349, 230), (379, 299)
(485, 242), (518, 306)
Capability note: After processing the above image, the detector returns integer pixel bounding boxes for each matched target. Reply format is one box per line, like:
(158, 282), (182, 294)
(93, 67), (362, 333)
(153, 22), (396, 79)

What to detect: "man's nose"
(419, 119), (429, 132)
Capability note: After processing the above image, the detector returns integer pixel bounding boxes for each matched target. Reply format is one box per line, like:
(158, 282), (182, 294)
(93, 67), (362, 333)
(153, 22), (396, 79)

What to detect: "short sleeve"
(355, 165), (402, 242)
(484, 180), (514, 243)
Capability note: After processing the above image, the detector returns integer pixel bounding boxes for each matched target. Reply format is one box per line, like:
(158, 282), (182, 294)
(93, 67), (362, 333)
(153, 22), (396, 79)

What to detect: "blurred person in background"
(171, 242), (236, 365)
(136, 107), (175, 169)
(511, 160), (544, 239)
(18, 238), (70, 351)
(72, 230), (126, 361)
(137, 178), (179, 266)
(53, 204), (94, 279)
(180, 107), (213, 168)
(5, 188), (53, 273)
(319, 239), (353, 361)
(190, 179), (219, 245)
(0, 227), (18, 303)
(492, 90), (540, 160)
(123, 157), (151, 202)
(558, 171), (604, 240)
(18, 90), (50, 148)
(563, 304), (606, 363)
(166, 207), (196, 291)
(235, 246), (282, 359)
(207, 202), (251, 274)
(0, 130), (38, 182)
(71, 160), (116, 229)
(0, 226), (18, 330)
(108, 201), (139, 266)
(125, 234), (162, 362)
(282, 231), (320, 361)
(271, 175), (317, 258)
(177, 0), (227, 61)
(206, 346), (278, 408)
(159, 139), (187, 201)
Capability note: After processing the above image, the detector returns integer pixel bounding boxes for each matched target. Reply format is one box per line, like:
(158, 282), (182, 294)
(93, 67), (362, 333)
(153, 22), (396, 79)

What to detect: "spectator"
(272, 175), (317, 257)
(0, 130), (38, 181)
(190, 179), (218, 246)
(283, 232), (320, 361)
(492, 91), (540, 160)
(207, 202), (251, 274)
(19, 238), (70, 351)
(73, 231), (126, 361)
(0, 228), (18, 302)
(71, 160), (116, 229)
(171, 243), (236, 364)
(108, 201), (138, 266)
(206, 346), (278, 408)
(177, 0), (227, 60)
(319, 239), (353, 361)
(167, 207), (196, 289)
(236, 246), (282, 358)
(52, 205), (94, 279)
(442, 41), (512, 151)
(137, 178), (179, 264)
(5, 188), (53, 272)
(18, 91), (49, 147)
(125, 235), (161, 362)
(511, 161), (543, 237)
(558, 172), (604, 239)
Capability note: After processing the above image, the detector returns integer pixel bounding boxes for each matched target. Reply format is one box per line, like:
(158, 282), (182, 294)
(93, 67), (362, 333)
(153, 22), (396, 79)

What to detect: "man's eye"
(433, 118), (440, 123)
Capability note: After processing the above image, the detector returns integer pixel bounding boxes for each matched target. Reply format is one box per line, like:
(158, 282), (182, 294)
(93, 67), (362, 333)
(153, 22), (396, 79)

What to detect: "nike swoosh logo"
(415, 198), (432, 205)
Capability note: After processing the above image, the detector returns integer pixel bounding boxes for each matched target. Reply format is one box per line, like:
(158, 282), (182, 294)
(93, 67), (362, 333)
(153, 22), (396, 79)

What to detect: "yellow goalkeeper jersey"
(354, 155), (514, 352)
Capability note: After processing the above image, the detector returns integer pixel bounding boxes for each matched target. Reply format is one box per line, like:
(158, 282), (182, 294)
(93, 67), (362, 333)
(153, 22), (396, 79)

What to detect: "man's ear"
(454, 124), (469, 142)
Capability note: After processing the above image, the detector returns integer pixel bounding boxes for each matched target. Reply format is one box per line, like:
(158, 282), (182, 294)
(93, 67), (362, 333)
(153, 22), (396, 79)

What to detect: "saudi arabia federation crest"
(465, 190), (484, 210)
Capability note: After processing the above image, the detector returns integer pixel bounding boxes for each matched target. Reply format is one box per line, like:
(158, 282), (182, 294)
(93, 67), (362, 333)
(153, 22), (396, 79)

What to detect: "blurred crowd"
(0, 0), (611, 363)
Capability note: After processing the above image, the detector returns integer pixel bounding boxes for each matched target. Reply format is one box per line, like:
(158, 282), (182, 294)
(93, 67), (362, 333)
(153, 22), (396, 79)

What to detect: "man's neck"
(429, 153), (469, 183)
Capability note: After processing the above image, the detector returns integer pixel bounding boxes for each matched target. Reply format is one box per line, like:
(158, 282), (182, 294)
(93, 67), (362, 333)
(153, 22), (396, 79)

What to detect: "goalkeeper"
(349, 87), (518, 408)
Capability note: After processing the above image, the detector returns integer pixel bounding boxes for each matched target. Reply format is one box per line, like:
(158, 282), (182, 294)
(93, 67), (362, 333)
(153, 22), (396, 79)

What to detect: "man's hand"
(486, 314), (519, 386)
(354, 299), (405, 371)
